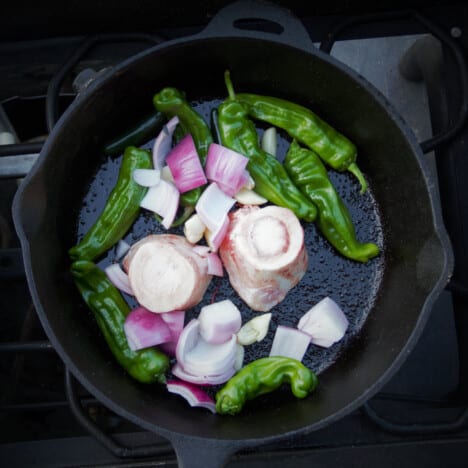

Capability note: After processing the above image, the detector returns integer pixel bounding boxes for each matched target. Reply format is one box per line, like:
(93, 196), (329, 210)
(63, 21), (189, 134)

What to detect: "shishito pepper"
(71, 260), (169, 384)
(104, 111), (166, 156)
(236, 90), (368, 193)
(285, 139), (379, 263)
(216, 356), (317, 415)
(217, 72), (317, 222)
(153, 87), (213, 206)
(69, 146), (151, 261)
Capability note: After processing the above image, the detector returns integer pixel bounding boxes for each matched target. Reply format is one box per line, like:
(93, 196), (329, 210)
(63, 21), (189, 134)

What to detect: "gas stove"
(1, 2), (468, 467)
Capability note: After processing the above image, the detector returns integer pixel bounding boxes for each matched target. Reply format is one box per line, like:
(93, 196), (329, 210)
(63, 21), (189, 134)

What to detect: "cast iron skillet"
(13, 1), (453, 466)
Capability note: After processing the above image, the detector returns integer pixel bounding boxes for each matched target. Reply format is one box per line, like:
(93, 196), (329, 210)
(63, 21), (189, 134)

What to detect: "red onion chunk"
(182, 334), (237, 376)
(166, 134), (207, 193)
(140, 180), (179, 229)
(115, 240), (131, 261)
(160, 341), (177, 356)
(152, 116), (179, 170)
(166, 380), (216, 413)
(198, 300), (241, 344)
(175, 319), (200, 366)
(205, 215), (229, 252)
(196, 182), (235, 233)
(104, 264), (133, 295)
(132, 168), (161, 187)
(298, 297), (349, 348)
(161, 310), (186, 338)
(205, 143), (249, 196)
(123, 307), (172, 351)
(175, 312), (238, 383)
(206, 252), (223, 277)
(269, 325), (311, 362)
(193, 245), (211, 257)
(172, 363), (236, 386)
(158, 310), (185, 355)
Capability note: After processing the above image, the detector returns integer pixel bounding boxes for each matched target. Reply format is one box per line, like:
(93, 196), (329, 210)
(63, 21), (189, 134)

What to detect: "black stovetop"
(1, 3), (468, 467)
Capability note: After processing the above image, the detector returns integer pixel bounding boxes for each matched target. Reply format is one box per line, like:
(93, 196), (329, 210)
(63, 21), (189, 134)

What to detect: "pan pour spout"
(219, 205), (308, 311)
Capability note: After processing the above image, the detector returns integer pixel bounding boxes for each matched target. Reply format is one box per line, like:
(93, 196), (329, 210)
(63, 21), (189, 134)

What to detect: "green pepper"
(210, 108), (222, 144)
(103, 111), (166, 156)
(217, 72), (317, 222)
(71, 260), (169, 384)
(69, 146), (151, 261)
(236, 91), (368, 193)
(68, 146), (152, 260)
(285, 140), (379, 262)
(215, 356), (317, 415)
(153, 87), (213, 207)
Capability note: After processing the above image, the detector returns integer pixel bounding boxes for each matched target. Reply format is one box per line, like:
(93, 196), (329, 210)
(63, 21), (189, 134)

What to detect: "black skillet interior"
(14, 36), (450, 443)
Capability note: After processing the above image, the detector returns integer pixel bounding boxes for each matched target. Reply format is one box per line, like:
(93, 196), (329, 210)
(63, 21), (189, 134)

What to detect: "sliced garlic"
(235, 188), (268, 206)
(161, 165), (174, 183)
(184, 214), (206, 244)
(237, 313), (272, 345)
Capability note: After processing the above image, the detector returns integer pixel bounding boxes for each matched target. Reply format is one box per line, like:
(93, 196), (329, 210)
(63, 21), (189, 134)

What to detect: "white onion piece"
(298, 297), (349, 348)
(172, 363), (236, 386)
(184, 213), (206, 244)
(175, 319), (200, 366)
(167, 380), (216, 413)
(261, 127), (277, 157)
(123, 307), (172, 351)
(115, 240), (131, 261)
(269, 325), (311, 362)
(234, 188), (267, 206)
(132, 168), (161, 187)
(152, 116), (179, 170)
(204, 215), (229, 252)
(105, 264), (133, 295)
(237, 313), (272, 346)
(198, 300), (241, 344)
(206, 252), (223, 277)
(140, 179), (179, 229)
(182, 334), (237, 376)
(205, 143), (249, 196)
(235, 345), (244, 371)
(196, 182), (235, 233)
(159, 310), (185, 356)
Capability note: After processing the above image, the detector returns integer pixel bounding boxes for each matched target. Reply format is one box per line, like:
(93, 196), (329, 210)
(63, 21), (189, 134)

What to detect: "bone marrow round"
(220, 206), (308, 311)
(124, 234), (211, 313)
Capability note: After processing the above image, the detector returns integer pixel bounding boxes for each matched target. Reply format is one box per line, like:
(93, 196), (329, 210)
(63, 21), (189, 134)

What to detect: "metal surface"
(0, 154), (39, 178)
(66, 370), (174, 459)
(45, 33), (164, 132)
(319, 10), (468, 153)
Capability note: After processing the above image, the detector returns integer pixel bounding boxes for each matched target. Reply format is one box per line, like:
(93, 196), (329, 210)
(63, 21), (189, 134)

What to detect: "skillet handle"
(168, 435), (241, 468)
(198, 0), (314, 51)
